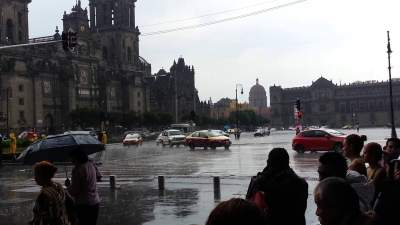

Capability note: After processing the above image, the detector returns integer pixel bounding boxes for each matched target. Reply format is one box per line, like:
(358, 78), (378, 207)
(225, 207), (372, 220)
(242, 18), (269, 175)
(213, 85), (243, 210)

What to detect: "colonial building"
(0, 0), (151, 132)
(147, 57), (210, 122)
(210, 98), (254, 120)
(270, 77), (400, 128)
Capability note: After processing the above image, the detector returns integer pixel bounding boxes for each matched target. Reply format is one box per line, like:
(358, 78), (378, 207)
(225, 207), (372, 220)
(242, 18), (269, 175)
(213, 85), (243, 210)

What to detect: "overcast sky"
(29, 0), (400, 104)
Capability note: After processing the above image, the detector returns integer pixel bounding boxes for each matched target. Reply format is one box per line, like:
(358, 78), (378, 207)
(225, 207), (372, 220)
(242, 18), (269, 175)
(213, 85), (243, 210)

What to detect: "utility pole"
(235, 84), (243, 138)
(387, 31), (397, 138)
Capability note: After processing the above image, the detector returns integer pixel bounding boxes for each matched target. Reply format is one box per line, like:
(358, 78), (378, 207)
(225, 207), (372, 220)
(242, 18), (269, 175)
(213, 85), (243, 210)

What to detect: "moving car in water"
(185, 130), (231, 150)
(123, 133), (143, 146)
(159, 129), (186, 147)
(254, 128), (270, 137)
(292, 129), (346, 153)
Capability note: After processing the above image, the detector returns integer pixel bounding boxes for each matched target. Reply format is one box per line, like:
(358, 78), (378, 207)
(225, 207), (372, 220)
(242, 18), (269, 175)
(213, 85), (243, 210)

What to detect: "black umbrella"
(17, 133), (105, 164)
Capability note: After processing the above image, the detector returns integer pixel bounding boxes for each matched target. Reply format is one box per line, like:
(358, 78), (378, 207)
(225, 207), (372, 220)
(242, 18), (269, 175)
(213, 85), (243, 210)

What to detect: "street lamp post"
(387, 31), (397, 138)
(235, 84), (243, 137)
(6, 87), (11, 134)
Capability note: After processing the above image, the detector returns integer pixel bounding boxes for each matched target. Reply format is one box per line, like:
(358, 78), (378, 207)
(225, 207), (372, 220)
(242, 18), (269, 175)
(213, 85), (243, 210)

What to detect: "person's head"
(69, 148), (89, 165)
(318, 152), (348, 181)
(363, 142), (383, 166)
(384, 138), (400, 162)
(205, 198), (265, 225)
(343, 134), (367, 158)
(266, 148), (289, 171)
(33, 161), (57, 186)
(314, 177), (360, 225)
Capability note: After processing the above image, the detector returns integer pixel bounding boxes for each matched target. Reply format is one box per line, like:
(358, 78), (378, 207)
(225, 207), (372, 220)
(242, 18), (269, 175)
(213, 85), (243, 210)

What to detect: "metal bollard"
(110, 175), (116, 189)
(213, 177), (221, 200)
(158, 176), (165, 190)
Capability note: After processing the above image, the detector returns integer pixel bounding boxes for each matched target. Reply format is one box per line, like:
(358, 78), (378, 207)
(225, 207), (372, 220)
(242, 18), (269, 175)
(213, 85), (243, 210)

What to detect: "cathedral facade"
(0, 0), (151, 132)
(270, 77), (400, 128)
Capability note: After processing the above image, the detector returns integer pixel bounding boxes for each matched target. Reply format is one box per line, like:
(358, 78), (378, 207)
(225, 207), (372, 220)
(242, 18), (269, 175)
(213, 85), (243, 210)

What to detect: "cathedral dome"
(249, 79), (267, 108)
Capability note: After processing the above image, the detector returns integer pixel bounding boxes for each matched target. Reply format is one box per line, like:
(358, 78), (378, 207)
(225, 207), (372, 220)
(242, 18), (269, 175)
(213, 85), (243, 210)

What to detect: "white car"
(159, 129), (186, 147)
(123, 133), (143, 146)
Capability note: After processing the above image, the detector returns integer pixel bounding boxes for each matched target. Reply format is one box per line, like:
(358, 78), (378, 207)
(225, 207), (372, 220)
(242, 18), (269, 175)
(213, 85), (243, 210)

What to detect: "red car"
(292, 129), (346, 153)
(186, 130), (231, 150)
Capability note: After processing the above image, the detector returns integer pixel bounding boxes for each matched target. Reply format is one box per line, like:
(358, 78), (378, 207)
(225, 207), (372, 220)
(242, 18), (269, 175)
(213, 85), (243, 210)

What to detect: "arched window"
(102, 46), (108, 60)
(127, 47), (132, 63)
(6, 19), (14, 43)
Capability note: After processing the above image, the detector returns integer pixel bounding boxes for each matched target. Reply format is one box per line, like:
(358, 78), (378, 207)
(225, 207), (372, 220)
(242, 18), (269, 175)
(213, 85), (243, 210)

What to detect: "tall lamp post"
(235, 84), (244, 133)
(387, 31), (397, 138)
(6, 87), (11, 134)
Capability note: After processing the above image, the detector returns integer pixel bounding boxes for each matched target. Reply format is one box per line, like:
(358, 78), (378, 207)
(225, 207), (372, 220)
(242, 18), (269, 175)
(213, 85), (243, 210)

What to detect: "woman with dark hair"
(314, 177), (372, 225)
(363, 142), (386, 207)
(66, 148), (100, 225)
(30, 161), (71, 225)
(343, 134), (367, 176)
(364, 143), (386, 186)
(205, 198), (266, 225)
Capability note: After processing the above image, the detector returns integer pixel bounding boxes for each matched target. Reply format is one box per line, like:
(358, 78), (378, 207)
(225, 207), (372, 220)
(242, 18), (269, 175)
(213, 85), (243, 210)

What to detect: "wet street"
(0, 128), (390, 225)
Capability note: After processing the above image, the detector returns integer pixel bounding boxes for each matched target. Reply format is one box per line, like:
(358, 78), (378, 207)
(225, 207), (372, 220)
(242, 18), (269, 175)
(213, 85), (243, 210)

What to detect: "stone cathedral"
(0, 0), (155, 132)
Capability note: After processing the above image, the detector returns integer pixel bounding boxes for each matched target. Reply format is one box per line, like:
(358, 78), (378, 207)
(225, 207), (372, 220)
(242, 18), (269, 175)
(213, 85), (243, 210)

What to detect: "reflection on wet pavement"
(0, 128), (390, 225)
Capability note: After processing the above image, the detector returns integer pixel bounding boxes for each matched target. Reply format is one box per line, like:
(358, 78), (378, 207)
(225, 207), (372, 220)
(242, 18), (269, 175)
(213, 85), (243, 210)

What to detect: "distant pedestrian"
(314, 177), (372, 225)
(205, 198), (266, 225)
(30, 161), (71, 225)
(9, 132), (17, 160)
(343, 134), (368, 176)
(66, 148), (100, 225)
(247, 148), (308, 225)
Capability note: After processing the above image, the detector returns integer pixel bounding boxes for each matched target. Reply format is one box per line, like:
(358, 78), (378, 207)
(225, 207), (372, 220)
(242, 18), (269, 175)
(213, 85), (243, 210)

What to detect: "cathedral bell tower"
(0, 0), (31, 45)
(62, 0), (89, 35)
(89, 0), (139, 66)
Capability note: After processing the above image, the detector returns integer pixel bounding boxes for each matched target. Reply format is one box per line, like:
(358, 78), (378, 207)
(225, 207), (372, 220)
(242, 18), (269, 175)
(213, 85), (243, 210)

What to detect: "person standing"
(30, 161), (71, 225)
(247, 148), (308, 225)
(343, 134), (367, 176)
(9, 132), (17, 160)
(66, 148), (100, 225)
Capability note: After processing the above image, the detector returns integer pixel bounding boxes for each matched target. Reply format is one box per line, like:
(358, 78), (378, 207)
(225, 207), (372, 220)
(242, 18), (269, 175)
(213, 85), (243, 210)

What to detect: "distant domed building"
(249, 79), (268, 108)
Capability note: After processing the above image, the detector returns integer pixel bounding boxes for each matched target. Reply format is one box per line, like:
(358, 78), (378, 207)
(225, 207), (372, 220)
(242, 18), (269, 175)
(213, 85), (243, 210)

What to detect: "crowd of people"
(207, 135), (400, 225)
(28, 134), (400, 225)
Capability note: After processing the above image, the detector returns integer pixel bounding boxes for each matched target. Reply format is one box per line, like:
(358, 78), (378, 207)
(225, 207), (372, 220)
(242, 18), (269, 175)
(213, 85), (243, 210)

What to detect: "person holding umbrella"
(65, 148), (100, 225)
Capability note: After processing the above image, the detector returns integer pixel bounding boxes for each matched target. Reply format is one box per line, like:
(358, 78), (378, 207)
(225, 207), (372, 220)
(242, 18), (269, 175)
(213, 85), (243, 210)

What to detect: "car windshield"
(325, 129), (345, 136)
(169, 130), (182, 136)
(208, 131), (222, 137)
(126, 134), (139, 138)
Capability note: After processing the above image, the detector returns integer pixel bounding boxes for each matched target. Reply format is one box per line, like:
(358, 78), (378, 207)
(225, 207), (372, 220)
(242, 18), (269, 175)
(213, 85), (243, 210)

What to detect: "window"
(19, 111), (25, 119)
(127, 47), (132, 63)
(137, 92), (141, 97)
(137, 101), (141, 107)
(18, 84), (24, 92)
(18, 98), (24, 105)
(302, 131), (315, 137)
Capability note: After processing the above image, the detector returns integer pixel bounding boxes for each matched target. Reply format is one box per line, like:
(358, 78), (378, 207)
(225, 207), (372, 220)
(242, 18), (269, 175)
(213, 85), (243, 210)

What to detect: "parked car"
(292, 129), (346, 153)
(254, 128), (270, 137)
(186, 130), (231, 150)
(159, 129), (186, 147)
(123, 133), (143, 146)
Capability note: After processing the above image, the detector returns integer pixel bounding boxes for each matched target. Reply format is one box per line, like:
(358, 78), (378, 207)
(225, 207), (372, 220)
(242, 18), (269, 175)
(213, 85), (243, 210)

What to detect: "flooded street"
(0, 128), (391, 225)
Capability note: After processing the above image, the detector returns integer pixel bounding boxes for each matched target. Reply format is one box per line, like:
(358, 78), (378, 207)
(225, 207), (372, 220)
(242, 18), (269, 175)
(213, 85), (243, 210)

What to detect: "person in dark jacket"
(248, 148), (308, 225)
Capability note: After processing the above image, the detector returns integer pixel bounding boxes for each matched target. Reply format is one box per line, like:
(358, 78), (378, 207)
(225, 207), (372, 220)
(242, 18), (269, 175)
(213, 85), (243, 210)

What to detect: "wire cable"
(142, 0), (307, 36)
(141, 0), (283, 27)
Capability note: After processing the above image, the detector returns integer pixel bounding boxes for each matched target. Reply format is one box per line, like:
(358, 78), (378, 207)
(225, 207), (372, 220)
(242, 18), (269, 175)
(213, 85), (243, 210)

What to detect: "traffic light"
(295, 99), (301, 111)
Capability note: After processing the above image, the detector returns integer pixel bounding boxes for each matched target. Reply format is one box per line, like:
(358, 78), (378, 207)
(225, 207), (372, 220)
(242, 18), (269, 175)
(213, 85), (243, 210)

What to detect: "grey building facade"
(270, 77), (400, 128)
